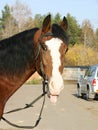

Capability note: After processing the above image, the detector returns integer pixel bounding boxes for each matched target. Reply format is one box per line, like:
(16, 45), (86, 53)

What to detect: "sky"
(0, 0), (98, 30)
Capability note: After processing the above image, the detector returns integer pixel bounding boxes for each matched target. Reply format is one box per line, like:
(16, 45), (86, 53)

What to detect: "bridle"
(1, 32), (54, 129)
(35, 32), (54, 81)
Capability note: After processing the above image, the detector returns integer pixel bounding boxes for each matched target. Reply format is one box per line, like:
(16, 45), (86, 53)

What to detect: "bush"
(65, 44), (98, 66)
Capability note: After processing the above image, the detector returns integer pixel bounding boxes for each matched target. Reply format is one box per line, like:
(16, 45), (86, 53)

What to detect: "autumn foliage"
(0, 1), (98, 66)
(65, 44), (98, 66)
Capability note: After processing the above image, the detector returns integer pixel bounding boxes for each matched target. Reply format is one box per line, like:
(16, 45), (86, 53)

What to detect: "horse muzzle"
(43, 76), (63, 103)
(48, 93), (59, 103)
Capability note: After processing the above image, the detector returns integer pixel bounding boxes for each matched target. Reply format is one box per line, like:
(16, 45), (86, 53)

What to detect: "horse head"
(34, 14), (68, 103)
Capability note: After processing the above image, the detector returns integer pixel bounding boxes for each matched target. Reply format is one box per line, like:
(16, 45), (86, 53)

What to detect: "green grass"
(26, 78), (42, 84)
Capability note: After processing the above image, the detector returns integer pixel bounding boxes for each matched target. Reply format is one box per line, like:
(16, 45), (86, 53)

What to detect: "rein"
(1, 80), (48, 129)
(1, 32), (53, 129)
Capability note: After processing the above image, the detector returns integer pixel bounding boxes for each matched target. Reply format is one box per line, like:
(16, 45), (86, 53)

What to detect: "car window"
(85, 67), (96, 77)
(91, 68), (96, 76)
(85, 68), (91, 77)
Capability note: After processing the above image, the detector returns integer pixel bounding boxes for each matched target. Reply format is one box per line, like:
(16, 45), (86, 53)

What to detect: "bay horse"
(0, 14), (68, 120)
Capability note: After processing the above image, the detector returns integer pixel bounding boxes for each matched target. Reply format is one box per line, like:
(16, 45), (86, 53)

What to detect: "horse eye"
(41, 44), (47, 51)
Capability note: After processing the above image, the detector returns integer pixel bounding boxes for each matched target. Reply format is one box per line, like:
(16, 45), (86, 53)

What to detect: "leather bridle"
(35, 32), (53, 80)
(1, 32), (54, 129)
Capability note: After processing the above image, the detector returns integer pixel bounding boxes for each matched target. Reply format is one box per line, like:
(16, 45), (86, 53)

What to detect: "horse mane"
(52, 24), (68, 44)
(0, 24), (68, 76)
(0, 28), (39, 76)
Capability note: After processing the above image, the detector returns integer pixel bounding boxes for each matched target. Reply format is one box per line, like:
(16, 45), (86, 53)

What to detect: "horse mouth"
(48, 93), (59, 103)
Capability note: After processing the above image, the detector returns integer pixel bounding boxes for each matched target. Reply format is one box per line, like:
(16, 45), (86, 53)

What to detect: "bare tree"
(23, 17), (35, 30)
(81, 20), (95, 48)
(11, 0), (32, 31)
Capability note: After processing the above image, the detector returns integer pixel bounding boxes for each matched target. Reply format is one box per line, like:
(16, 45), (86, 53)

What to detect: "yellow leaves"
(65, 44), (98, 66)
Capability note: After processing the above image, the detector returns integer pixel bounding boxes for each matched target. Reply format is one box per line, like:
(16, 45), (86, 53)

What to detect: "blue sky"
(0, 0), (98, 30)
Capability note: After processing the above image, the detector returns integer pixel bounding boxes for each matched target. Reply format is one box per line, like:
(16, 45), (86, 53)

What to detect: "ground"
(0, 82), (98, 130)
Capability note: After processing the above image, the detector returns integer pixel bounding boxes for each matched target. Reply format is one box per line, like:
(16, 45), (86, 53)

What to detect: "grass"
(26, 78), (42, 84)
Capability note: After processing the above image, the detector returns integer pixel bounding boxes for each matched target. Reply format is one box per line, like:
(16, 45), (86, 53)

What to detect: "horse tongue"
(50, 95), (57, 103)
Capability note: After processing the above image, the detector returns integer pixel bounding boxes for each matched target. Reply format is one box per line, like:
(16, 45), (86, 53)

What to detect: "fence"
(27, 66), (89, 83)
(62, 66), (89, 81)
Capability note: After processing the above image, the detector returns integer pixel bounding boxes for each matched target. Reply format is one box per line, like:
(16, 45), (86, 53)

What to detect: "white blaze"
(45, 38), (64, 96)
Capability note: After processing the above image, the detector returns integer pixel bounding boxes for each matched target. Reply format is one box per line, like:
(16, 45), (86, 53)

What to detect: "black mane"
(0, 24), (68, 76)
(52, 24), (68, 44)
(0, 28), (39, 76)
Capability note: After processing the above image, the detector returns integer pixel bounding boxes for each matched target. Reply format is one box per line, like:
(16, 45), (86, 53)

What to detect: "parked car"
(77, 64), (98, 100)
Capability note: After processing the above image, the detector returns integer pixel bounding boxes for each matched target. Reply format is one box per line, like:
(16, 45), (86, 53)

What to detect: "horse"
(0, 14), (68, 120)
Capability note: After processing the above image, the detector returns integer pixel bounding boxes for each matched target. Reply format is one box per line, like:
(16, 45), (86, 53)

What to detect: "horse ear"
(60, 17), (68, 31)
(42, 14), (51, 33)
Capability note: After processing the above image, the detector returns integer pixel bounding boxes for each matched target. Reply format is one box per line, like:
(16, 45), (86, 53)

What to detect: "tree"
(0, 4), (11, 28)
(0, 16), (18, 39)
(11, 0), (32, 31)
(34, 14), (46, 27)
(96, 28), (98, 36)
(81, 20), (95, 48)
(53, 13), (61, 24)
(65, 44), (98, 66)
(23, 17), (35, 30)
(0, 4), (18, 39)
(66, 13), (81, 46)
(95, 28), (98, 50)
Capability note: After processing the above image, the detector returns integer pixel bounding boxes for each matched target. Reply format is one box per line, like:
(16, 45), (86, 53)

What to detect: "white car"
(77, 64), (98, 100)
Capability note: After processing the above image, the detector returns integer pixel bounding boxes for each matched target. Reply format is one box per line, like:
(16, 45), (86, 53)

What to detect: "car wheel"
(94, 94), (98, 100)
(81, 93), (85, 98)
(86, 88), (94, 101)
(77, 85), (81, 98)
(86, 90), (90, 101)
